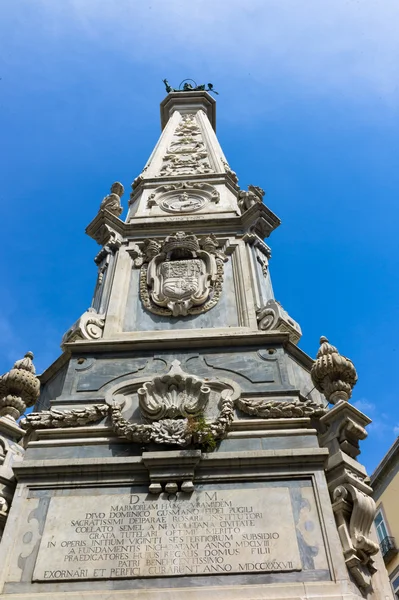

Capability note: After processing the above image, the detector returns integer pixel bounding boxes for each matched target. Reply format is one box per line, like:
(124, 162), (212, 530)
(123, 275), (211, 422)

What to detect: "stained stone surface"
(32, 487), (305, 582)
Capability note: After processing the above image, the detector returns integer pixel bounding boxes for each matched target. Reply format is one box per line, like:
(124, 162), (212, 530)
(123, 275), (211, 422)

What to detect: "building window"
(375, 509), (389, 544)
(391, 574), (399, 598)
(375, 508), (398, 564)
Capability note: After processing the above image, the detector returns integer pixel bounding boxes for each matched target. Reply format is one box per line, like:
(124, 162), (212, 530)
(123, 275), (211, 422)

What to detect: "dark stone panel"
(35, 364), (68, 411)
(217, 435), (318, 453)
(25, 443), (143, 461)
(43, 345), (296, 405)
(76, 357), (149, 392)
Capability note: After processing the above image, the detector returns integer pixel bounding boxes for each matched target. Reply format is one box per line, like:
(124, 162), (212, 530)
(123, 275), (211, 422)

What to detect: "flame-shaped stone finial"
(311, 337), (358, 405)
(0, 352), (40, 420)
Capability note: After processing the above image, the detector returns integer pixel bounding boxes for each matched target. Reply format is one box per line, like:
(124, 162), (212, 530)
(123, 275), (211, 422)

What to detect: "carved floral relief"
(158, 113), (214, 177)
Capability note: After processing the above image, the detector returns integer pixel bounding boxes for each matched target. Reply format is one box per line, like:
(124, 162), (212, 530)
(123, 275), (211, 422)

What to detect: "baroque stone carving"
(62, 308), (105, 348)
(236, 397), (326, 419)
(111, 389), (234, 448)
(110, 363), (237, 448)
(238, 184), (264, 213)
(221, 158), (238, 184)
(0, 352), (40, 420)
(139, 231), (226, 317)
(90, 223), (122, 248)
(100, 182), (124, 217)
(20, 404), (109, 431)
(21, 365), (238, 450)
(257, 299), (302, 344)
(318, 390), (377, 589)
(147, 182), (220, 213)
(332, 484), (378, 590)
(311, 336), (358, 404)
(158, 113), (214, 177)
(138, 360), (210, 420)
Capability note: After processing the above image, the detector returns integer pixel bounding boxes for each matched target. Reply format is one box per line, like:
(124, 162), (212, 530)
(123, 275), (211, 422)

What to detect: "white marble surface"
(33, 487), (301, 581)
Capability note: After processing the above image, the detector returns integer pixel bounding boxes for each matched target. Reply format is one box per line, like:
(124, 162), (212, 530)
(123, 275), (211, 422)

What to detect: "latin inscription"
(33, 488), (301, 581)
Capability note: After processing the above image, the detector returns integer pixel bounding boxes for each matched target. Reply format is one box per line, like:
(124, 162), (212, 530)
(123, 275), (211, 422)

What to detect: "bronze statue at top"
(163, 78), (218, 95)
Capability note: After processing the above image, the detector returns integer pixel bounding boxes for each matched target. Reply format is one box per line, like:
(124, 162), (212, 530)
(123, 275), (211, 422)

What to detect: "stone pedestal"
(0, 417), (25, 542)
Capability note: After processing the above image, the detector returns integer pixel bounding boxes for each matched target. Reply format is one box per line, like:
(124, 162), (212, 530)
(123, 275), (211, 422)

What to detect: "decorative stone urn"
(311, 336), (358, 404)
(0, 352), (40, 419)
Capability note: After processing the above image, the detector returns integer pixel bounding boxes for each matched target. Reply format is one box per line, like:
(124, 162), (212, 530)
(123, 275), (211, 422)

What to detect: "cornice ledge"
(284, 340), (315, 372)
(160, 91), (216, 131)
(85, 210), (125, 245)
(62, 330), (291, 353)
(240, 203), (281, 239)
(13, 456), (145, 479)
(199, 447), (329, 468)
(37, 350), (70, 388)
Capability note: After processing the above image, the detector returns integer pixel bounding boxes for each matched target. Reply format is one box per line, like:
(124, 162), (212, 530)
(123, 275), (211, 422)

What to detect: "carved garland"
(110, 392), (235, 448)
(236, 397), (326, 419)
(20, 404), (109, 430)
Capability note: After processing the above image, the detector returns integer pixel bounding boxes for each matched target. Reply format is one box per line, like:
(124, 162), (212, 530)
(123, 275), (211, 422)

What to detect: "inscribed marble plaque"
(33, 487), (301, 581)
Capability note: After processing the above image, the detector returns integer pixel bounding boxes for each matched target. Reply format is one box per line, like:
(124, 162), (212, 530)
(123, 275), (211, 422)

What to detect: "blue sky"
(1, 0), (399, 474)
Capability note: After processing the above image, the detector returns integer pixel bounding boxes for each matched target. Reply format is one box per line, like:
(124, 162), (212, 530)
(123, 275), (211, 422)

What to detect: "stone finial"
(0, 352), (40, 420)
(311, 337), (358, 405)
(100, 182), (124, 217)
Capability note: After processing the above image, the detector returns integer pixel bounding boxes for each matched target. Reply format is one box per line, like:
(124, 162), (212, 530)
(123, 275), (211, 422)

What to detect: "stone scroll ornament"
(257, 299), (302, 345)
(139, 231), (227, 317)
(311, 337), (378, 590)
(61, 308), (105, 347)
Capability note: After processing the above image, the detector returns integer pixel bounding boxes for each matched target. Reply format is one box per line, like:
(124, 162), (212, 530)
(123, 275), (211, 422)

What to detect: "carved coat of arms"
(139, 232), (226, 317)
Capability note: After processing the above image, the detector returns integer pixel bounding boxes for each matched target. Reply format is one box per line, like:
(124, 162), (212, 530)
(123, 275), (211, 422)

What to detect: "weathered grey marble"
(0, 91), (392, 600)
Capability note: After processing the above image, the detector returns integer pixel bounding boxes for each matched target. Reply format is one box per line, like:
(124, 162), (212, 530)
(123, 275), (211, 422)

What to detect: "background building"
(371, 438), (399, 597)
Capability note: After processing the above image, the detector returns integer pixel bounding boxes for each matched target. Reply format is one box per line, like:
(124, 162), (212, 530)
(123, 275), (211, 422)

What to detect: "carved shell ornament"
(138, 360), (210, 420)
(139, 231), (227, 317)
(109, 361), (238, 448)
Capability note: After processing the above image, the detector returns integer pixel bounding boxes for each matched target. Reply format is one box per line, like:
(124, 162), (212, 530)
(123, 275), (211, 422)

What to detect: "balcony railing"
(380, 536), (398, 563)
